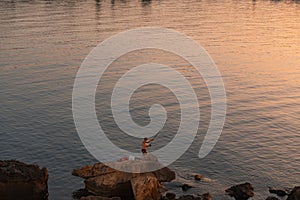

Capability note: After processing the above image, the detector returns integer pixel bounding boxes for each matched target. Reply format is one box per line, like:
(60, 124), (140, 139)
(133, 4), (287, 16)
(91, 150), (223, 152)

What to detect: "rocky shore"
(72, 154), (175, 200)
(0, 160), (48, 200)
(71, 155), (300, 200)
(0, 159), (299, 200)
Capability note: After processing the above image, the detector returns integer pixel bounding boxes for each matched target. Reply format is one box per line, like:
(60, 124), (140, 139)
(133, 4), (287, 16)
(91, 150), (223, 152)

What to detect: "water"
(0, 0), (299, 199)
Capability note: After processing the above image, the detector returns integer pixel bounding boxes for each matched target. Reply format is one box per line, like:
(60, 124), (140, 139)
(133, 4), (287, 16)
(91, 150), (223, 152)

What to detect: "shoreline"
(1, 159), (299, 200)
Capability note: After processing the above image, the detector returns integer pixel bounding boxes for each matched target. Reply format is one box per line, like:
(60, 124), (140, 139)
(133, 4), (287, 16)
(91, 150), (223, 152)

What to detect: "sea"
(0, 0), (299, 199)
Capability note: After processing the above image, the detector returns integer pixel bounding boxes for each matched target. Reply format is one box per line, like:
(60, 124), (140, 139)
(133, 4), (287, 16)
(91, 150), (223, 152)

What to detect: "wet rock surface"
(225, 182), (254, 200)
(269, 187), (288, 197)
(194, 174), (203, 181)
(0, 160), (48, 200)
(181, 183), (193, 191)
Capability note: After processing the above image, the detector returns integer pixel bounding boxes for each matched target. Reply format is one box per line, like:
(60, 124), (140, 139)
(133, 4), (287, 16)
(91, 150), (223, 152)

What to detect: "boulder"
(83, 172), (134, 199)
(80, 196), (121, 200)
(72, 155), (175, 200)
(225, 182), (254, 200)
(181, 183), (193, 191)
(0, 160), (48, 200)
(266, 197), (279, 200)
(194, 174), (211, 182)
(269, 187), (288, 197)
(130, 175), (162, 200)
(194, 174), (203, 181)
(287, 187), (300, 200)
(201, 193), (212, 200)
(177, 195), (202, 200)
(72, 161), (175, 182)
(165, 193), (176, 200)
(72, 162), (115, 179)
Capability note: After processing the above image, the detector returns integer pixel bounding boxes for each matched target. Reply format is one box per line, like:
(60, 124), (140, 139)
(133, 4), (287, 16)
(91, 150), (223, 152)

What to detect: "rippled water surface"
(0, 0), (299, 199)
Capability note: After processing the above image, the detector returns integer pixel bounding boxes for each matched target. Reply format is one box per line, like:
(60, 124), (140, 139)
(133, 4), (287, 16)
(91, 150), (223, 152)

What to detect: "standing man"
(141, 137), (154, 154)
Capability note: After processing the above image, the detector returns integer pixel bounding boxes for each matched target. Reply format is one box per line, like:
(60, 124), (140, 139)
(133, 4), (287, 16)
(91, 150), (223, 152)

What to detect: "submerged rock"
(269, 187), (288, 197)
(201, 193), (212, 200)
(194, 174), (203, 181)
(181, 183), (193, 191)
(225, 182), (254, 200)
(72, 155), (175, 200)
(0, 160), (48, 200)
(287, 186), (300, 200)
(193, 174), (212, 183)
(164, 192), (176, 200)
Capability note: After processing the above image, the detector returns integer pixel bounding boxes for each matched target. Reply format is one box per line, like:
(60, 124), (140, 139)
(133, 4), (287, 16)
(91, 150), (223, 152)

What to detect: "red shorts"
(141, 149), (147, 154)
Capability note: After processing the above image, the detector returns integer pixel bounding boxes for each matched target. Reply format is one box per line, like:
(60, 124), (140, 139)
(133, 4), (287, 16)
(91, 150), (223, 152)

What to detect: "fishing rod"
(152, 132), (160, 140)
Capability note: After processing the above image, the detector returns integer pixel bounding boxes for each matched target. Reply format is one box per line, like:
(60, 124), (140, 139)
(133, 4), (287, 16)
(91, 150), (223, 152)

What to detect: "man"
(141, 137), (154, 154)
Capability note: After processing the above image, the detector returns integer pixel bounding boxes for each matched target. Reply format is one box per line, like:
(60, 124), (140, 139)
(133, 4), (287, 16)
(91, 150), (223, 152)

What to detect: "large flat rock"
(72, 155), (175, 200)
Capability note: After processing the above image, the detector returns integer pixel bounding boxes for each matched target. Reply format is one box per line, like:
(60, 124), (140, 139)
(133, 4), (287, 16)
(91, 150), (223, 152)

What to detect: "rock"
(80, 196), (121, 200)
(72, 188), (93, 199)
(194, 174), (204, 181)
(266, 197), (279, 200)
(225, 182), (254, 200)
(0, 160), (48, 200)
(152, 166), (176, 182)
(182, 183), (193, 191)
(72, 161), (175, 182)
(177, 195), (201, 200)
(194, 174), (211, 182)
(269, 187), (288, 197)
(287, 186), (300, 200)
(130, 175), (162, 200)
(202, 193), (212, 200)
(83, 172), (134, 199)
(72, 162), (115, 179)
(72, 155), (175, 200)
(165, 192), (176, 200)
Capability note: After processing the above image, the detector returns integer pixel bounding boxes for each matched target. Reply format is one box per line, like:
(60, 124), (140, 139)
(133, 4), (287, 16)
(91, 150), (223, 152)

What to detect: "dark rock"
(225, 182), (254, 200)
(177, 195), (201, 200)
(201, 193), (212, 200)
(165, 192), (176, 200)
(80, 196), (121, 200)
(73, 188), (93, 199)
(194, 174), (203, 181)
(287, 186), (300, 200)
(193, 174), (211, 182)
(0, 160), (48, 200)
(153, 166), (176, 182)
(269, 187), (288, 197)
(266, 197), (279, 200)
(182, 183), (193, 191)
